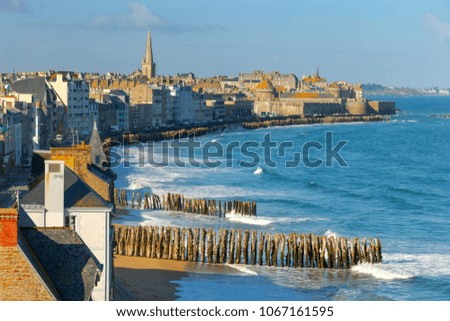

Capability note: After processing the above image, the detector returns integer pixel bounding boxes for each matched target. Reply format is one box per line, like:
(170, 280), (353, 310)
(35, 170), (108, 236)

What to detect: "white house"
(19, 160), (114, 301)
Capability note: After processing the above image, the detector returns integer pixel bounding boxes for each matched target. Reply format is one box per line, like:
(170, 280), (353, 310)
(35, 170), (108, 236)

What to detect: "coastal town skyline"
(1, 0), (450, 88)
(2, 0), (450, 310)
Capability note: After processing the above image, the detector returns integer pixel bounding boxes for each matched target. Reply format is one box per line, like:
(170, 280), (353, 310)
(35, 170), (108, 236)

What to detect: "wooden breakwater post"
(114, 225), (382, 269)
(242, 115), (388, 130)
(113, 189), (257, 216)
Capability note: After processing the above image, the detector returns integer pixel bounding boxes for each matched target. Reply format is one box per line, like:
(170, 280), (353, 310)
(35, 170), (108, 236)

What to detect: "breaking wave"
(351, 253), (450, 280)
(253, 166), (264, 175)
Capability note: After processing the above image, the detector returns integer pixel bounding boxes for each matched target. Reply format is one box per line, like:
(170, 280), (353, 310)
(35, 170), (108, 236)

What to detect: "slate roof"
(11, 77), (46, 101)
(21, 166), (110, 208)
(11, 77), (57, 108)
(20, 228), (101, 301)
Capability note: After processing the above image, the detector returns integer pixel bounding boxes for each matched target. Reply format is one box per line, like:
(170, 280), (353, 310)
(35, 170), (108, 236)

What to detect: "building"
(9, 76), (61, 149)
(151, 85), (172, 127)
(253, 73), (396, 117)
(47, 72), (93, 139)
(268, 71), (298, 92)
(11, 133), (116, 300)
(0, 104), (22, 170)
(96, 90), (130, 134)
(130, 83), (152, 105)
(31, 142), (116, 204)
(0, 208), (58, 300)
(223, 93), (254, 120)
(142, 26), (156, 79)
(19, 159), (113, 300)
(129, 103), (152, 132)
(169, 85), (195, 125)
(0, 207), (105, 300)
(193, 93), (212, 124)
(109, 90), (130, 132)
(238, 70), (298, 93)
(205, 95), (226, 121)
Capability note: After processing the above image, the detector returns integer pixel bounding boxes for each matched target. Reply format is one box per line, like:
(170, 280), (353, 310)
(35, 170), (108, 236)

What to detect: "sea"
(113, 96), (450, 301)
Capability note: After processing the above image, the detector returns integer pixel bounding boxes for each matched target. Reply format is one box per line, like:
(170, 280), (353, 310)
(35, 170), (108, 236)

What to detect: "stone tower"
(142, 26), (156, 79)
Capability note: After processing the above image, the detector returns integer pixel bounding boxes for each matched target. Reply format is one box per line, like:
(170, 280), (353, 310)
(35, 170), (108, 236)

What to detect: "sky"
(1, 0), (450, 88)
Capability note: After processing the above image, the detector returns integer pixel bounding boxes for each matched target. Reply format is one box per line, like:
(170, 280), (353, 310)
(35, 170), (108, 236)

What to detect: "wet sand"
(113, 255), (239, 301)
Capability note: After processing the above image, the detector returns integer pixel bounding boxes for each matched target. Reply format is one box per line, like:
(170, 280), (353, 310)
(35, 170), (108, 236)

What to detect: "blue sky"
(1, 0), (450, 87)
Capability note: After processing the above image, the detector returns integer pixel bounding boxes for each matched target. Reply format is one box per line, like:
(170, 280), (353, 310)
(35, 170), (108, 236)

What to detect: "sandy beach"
(113, 255), (239, 301)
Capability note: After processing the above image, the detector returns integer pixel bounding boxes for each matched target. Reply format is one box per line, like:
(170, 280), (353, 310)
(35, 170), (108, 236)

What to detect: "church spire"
(142, 25), (156, 79)
(145, 26), (153, 64)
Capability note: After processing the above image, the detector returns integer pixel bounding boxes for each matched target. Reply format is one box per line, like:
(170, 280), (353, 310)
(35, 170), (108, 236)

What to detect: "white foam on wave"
(352, 253), (450, 281)
(226, 211), (273, 226)
(227, 264), (259, 276)
(393, 119), (418, 123)
(139, 212), (176, 227)
(224, 215), (328, 227)
(127, 179), (147, 190)
(273, 216), (329, 224)
(351, 263), (412, 280)
(325, 230), (339, 238)
(253, 166), (264, 175)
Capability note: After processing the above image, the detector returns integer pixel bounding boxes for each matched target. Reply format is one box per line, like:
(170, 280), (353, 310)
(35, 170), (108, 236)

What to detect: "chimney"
(0, 208), (18, 247)
(44, 160), (65, 227)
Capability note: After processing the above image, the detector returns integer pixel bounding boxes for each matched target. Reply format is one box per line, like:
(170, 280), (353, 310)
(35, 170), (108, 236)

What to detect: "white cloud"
(89, 2), (224, 34)
(424, 13), (450, 41)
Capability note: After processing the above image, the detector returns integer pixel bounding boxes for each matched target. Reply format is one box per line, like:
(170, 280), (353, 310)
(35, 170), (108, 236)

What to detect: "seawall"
(105, 115), (389, 146)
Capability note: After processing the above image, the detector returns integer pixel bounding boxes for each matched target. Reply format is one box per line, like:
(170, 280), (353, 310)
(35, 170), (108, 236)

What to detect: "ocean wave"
(274, 216), (330, 224)
(126, 178), (149, 191)
(226, 211), (273, 226)
(325, 230), (339, 238)
(351, 263), (413, 280)
(351, 253), (450, 280)
(227, 264), (259, 275)
(392, 119), (419, 123)
(224, 212), (329, 227)
(253, 166), (264, 175)
(138, 210), (223, 229)
(307, 180), (318, 188)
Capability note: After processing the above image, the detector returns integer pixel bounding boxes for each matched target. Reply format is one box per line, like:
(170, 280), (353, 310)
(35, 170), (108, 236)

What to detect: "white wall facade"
(44, 161), (65, 227)
(48, 73), (92, 137)
(68, 208), (112, 301)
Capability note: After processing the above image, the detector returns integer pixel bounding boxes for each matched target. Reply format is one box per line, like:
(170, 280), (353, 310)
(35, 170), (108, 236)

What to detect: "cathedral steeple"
(142, 26), (156, 79)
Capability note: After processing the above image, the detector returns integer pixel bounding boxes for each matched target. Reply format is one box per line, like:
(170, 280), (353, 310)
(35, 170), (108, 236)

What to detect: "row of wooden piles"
(242, 115), (387, 130)
(109, 115), (388, 145)
(114, 189), (256, 217)
(114, 225), (382, 269)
